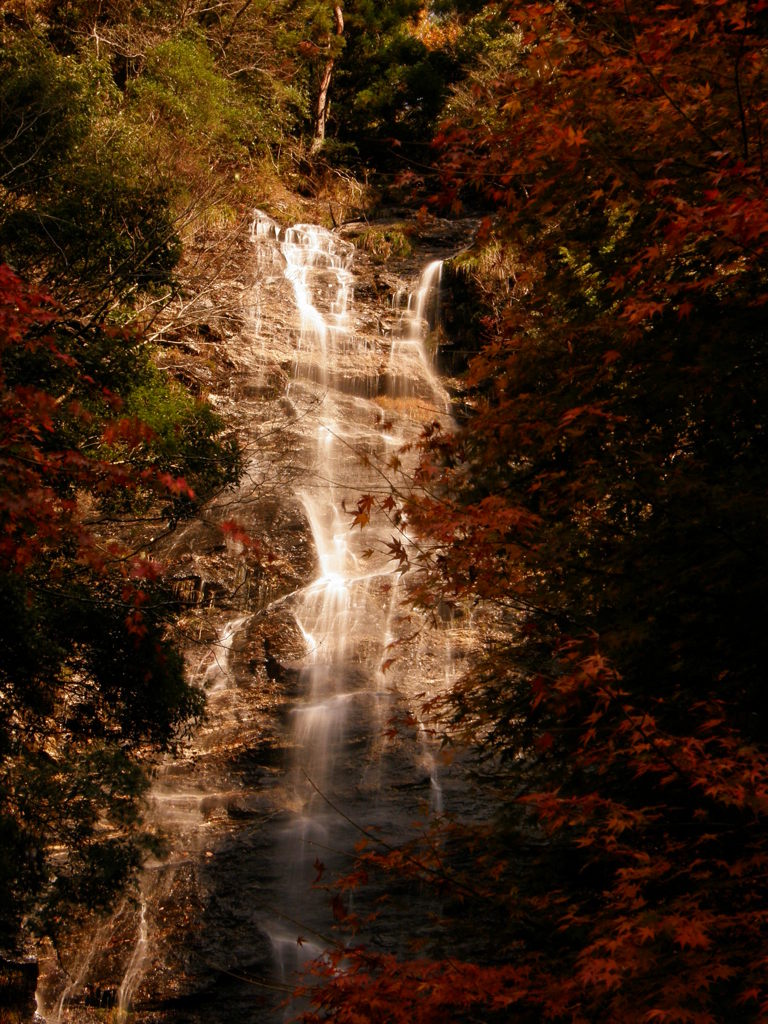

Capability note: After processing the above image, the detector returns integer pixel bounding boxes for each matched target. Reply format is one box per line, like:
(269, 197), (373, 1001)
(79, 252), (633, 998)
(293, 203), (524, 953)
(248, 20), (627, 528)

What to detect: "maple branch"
(620, 0), (721, 155)
(300, 770), (491, 903)
(191, 952), (295, 994)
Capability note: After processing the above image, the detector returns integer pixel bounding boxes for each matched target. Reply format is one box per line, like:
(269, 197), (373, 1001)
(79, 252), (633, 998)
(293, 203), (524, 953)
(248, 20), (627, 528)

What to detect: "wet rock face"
(36, 214), (482, 1024)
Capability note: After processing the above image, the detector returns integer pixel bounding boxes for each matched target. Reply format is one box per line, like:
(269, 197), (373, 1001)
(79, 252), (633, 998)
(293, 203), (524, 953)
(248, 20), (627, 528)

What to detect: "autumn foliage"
(0, 265), (241, 950)
(300, 2), (768, 1022)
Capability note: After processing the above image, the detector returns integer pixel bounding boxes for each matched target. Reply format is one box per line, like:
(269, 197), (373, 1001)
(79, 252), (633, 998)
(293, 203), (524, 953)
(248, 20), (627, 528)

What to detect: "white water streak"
(115, 900), (149, 1017)
(249, 211), (453, 984)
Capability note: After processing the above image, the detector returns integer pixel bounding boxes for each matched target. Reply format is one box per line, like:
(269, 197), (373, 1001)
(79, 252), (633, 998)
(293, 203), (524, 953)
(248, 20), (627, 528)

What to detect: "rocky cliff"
(35, 211), (481, 1024)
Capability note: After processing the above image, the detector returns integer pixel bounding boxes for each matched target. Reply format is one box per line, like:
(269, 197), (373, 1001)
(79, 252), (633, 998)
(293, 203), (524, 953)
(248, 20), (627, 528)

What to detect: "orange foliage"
(299, 1), (768, 1021)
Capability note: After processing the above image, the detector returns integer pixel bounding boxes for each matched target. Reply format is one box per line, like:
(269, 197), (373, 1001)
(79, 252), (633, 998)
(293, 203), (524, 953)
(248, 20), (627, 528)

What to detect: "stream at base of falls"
(35, 214), (481, 1024)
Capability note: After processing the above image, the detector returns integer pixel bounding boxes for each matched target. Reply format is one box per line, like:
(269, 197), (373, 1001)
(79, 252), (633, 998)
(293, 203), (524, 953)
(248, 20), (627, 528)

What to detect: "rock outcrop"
(35, 212), (481, 1024)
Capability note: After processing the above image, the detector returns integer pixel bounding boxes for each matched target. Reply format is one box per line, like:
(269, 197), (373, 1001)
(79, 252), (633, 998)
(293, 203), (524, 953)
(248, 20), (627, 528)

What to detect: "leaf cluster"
(303, 1), (768, 1021)
(0, 265), (237, 958)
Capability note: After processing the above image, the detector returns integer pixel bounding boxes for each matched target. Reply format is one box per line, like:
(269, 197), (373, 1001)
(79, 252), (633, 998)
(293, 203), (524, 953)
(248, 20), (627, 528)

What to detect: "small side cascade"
(36, 614), (255, 1024)
(115, 900), (149, 1019)
(410, 258), (443, 347)
(43, 911), (123, 1024)
(199, 614), (251, 693)
(386, 258), (450, 416)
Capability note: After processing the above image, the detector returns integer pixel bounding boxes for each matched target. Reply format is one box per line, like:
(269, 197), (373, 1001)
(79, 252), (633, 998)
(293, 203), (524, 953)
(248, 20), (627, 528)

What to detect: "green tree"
(0, 33), (183, 311)
(327, 0), (455, 164)
(288, 0), (481, 167)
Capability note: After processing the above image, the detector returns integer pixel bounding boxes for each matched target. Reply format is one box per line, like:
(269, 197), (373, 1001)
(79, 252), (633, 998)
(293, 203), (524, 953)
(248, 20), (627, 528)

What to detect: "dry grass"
(373, 394), (441, 422)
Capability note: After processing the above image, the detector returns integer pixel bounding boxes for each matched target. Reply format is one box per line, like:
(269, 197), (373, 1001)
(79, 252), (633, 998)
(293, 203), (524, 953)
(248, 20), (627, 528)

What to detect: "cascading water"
(115, 902), (148, 1018)
(247, 211), (454, 991)
(35, 214), (477, 1024)
(35, 605), (257, 1023)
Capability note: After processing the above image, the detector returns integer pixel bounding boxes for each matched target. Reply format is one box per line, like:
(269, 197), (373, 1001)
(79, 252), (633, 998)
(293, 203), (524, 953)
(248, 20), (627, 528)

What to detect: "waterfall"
(115, 901), (148, 1018)
(35, 215), (474, 1024)
(248, 212), (453, 990)
(388, 256), (448, 414)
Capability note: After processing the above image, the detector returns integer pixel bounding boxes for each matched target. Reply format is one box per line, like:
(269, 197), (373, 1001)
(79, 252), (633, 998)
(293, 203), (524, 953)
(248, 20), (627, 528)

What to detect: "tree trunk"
(311, 4), (344, 154)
